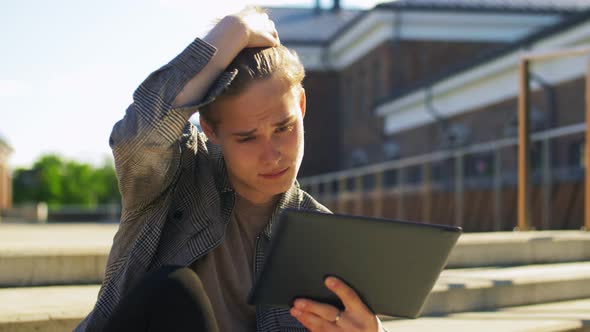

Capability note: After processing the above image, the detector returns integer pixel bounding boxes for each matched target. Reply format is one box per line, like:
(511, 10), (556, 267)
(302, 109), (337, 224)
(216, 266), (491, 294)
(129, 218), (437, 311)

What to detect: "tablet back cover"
(248, 209), (461, 318)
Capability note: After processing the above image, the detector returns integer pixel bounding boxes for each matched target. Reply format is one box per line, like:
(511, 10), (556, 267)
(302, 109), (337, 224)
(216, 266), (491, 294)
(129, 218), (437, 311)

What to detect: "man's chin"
(259, 178), (295, 195)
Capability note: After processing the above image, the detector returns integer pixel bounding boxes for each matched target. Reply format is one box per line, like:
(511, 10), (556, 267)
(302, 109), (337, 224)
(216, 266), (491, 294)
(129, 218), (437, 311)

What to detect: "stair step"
(446, 231), (590, 268)
(0, 223), (113, 286)
(3, 262), (590, 331)
(382, 298), (590, 332)
(423, 262), (590, 315)
(1, 224), (589, 286)
(0, 285), (98, 332)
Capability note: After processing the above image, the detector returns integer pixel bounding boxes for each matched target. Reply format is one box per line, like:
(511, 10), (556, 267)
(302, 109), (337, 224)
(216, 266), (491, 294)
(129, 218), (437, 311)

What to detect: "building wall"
(333, 39), (504, 168)
(299, 71), (341, 176)
(388, 76), (586, 171)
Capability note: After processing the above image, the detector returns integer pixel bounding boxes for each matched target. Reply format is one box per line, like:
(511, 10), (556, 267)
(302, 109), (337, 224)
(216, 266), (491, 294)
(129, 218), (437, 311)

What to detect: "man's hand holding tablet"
(290, 276), (380, 331)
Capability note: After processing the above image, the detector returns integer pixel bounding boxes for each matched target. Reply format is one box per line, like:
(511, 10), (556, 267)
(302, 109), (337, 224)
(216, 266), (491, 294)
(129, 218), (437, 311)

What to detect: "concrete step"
(1, 223), (589, 286)
(446, 230), (590, 268)
(382, 298), (590, 332)
(0, 285), (98, 332)
(2, 286), (589, 332)
(423, 261), (590, 315)
(0, 223), (113, 286)
(2, 262), (590, 331)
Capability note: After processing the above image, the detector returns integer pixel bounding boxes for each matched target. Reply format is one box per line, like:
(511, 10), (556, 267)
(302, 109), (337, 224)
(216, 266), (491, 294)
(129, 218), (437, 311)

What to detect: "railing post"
(454, 153), (464, 227)
(493, 148), (503, 231)
(542, 137), (552, 230)
(374, 171), (383, 217)
(311, 182), (320, 199)
(422, 163), (432, 222)
(585, 58), (590, 231)
(338, 177), (347, 214)
(397, 168), (405, 220)
(355, 175), (363, 215)
(518, 58), (532, 230)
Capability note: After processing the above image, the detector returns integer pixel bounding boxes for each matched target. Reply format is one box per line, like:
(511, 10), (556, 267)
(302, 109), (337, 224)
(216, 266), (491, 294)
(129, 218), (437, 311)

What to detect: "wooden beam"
(521, 46), (590, 62)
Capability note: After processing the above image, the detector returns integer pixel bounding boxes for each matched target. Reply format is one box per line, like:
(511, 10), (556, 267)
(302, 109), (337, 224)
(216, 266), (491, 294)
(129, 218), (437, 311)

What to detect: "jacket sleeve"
(109, 38), (217, 213)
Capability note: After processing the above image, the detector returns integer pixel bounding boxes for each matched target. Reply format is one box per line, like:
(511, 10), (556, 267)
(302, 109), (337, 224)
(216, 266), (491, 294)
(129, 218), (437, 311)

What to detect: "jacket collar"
(207, 140), (233, 194)
(263, 180), (302, 239)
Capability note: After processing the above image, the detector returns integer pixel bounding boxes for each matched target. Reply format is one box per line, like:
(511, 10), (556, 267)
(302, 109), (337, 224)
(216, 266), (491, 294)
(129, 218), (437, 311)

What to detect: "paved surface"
(0, 223), (116, 254)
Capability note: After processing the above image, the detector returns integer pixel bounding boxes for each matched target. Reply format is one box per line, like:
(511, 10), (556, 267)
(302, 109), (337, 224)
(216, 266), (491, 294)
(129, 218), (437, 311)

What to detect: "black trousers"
(104, 265), (220, 332)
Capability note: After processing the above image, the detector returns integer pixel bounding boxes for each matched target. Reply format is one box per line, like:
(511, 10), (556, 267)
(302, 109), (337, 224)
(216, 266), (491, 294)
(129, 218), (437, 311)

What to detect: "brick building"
(0, 134), (13, 210)
(375, 9), (590, 178)
(269, 0), (590, 176)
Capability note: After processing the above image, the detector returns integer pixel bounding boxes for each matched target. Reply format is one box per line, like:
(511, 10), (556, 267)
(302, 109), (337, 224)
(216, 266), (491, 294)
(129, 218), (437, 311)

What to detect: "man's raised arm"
(109, 8), (279, 213)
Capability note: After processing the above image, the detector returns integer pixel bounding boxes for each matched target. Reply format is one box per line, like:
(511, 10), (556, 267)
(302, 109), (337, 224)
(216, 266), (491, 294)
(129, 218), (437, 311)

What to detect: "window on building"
(350, 148), (369, 167)
(363, 173), (376, 192)
(465, 153), (495, 178)
(383, 140), (400, 160)
(503, 106), (547, 137)
(568, 140), (585, 168)
(439, 124), (471, 149)
(383, 169), (398, 187)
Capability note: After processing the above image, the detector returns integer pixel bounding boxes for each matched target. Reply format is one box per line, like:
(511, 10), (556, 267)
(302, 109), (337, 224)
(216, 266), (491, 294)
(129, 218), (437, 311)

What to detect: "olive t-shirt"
(190, 194), (276, 332)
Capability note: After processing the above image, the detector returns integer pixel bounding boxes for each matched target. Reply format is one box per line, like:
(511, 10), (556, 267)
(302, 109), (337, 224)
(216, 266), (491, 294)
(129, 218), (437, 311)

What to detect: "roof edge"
(375, 8), (590, 110)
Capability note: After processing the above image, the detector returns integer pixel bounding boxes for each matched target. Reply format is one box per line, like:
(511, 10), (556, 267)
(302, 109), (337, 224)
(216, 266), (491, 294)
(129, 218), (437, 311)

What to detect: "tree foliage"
(12, 154), (120, 208)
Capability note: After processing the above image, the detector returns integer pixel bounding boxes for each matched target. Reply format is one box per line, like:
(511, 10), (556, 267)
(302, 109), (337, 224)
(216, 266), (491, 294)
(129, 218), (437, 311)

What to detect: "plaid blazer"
(75, 38), (331, 332)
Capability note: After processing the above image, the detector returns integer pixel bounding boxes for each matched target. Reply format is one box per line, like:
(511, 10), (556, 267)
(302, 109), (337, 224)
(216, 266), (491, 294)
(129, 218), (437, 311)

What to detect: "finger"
(253, 6), (267, 14)
(293, 299), (341, 322)
(248, 32), (279, 48)
(325, 277), (369, 314)
(290, 307), (337, 332)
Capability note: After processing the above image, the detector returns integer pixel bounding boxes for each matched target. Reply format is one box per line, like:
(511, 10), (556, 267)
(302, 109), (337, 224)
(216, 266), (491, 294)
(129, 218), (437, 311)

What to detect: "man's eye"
(277, 125), (294, 133)
(238, 137), (254, 143)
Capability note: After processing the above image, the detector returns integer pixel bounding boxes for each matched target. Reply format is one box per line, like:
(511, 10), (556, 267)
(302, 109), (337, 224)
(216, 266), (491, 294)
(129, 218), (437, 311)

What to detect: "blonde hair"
(199, 45), (305, 128)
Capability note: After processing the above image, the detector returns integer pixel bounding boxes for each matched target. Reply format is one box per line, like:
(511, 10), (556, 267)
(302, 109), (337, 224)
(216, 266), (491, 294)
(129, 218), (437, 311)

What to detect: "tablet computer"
(248, 208), (462, 318)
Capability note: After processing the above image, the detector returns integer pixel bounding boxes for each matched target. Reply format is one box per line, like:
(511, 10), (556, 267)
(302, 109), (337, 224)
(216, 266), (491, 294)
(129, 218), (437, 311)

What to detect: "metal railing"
(299, 123), (586, 231)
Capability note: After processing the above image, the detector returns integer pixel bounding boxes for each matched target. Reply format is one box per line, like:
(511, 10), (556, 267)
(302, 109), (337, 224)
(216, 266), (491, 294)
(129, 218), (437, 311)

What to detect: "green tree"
(93, 160), (121, 205)
(33, 154), (65, 206)
(12, 154), (120, 208)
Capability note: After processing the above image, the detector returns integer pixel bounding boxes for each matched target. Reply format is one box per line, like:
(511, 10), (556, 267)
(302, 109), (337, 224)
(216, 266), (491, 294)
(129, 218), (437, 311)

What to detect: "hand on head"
(222, 6), (280, 49)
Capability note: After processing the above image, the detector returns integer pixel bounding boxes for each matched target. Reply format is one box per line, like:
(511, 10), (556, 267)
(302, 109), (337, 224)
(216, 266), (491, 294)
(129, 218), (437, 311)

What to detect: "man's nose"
(260, 138), (281, 163)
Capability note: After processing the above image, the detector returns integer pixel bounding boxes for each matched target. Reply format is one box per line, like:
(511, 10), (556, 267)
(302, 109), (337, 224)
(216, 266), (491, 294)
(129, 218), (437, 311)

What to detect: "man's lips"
(259, 167), (289, 179)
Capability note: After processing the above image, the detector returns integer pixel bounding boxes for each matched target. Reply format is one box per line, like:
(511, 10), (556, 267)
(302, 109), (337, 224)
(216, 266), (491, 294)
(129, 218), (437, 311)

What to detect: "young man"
(76, 7), (384, 332)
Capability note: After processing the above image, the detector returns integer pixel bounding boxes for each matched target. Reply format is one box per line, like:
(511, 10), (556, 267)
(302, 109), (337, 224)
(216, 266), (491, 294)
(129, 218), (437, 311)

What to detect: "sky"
(1, 0), (386, 169)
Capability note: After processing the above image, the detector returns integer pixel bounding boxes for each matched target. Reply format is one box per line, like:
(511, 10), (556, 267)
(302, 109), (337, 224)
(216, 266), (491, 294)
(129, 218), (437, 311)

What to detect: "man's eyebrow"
(231, 116), (295, 137)
(232, 128), (257, 137)
(273, 116), (294, 127)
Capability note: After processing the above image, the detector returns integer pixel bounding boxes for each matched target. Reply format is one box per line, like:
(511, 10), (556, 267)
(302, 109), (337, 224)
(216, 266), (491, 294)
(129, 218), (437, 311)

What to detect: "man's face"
(201, 76), (306, 204)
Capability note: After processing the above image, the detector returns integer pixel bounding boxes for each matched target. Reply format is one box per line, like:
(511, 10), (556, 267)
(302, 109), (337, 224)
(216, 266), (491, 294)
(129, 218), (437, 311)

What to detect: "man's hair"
(199, 45), (305, 128)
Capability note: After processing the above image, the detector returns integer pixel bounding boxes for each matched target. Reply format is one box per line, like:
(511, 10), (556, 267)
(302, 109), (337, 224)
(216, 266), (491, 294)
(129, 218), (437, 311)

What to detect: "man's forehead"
(230, 114), (296, 136)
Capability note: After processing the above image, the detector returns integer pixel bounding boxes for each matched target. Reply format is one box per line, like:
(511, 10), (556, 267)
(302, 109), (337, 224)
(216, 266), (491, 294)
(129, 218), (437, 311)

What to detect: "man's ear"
(199, 115), (218, 144)
(299, 87), (306, 118)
